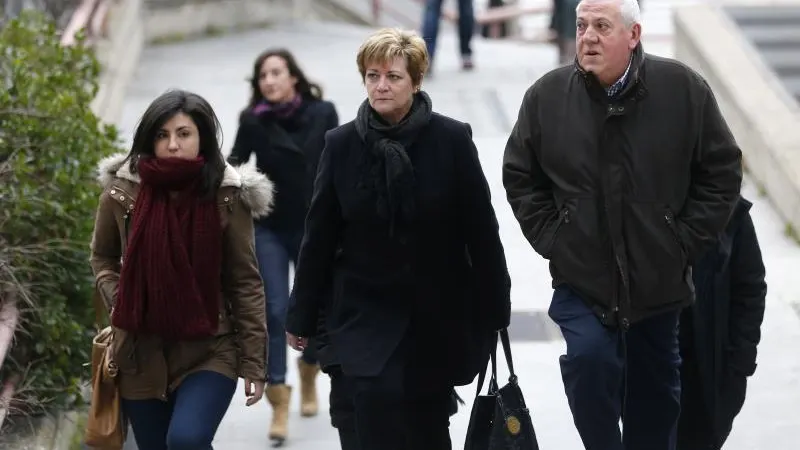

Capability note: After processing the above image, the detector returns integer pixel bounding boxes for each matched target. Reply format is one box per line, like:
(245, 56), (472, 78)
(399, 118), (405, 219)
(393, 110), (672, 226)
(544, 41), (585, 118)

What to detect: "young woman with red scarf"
(227, 48), (339, 446)
(90, 90), (274, 450)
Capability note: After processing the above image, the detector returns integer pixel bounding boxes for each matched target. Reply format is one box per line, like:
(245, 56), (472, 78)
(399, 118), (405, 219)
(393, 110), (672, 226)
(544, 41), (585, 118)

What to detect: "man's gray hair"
(577, 0), (642, 28)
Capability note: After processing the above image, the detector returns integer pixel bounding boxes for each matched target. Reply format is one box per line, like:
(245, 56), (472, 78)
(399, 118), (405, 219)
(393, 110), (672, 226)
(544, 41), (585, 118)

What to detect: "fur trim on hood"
(96, 152), (274, 218)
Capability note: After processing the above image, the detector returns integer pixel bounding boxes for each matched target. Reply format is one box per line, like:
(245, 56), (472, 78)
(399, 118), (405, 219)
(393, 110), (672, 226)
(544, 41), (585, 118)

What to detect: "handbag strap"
(474, 328), (519, 396)
(498, 328), (517, 382)
(474, 331), (499, 396)
(92, 288), (107, 331)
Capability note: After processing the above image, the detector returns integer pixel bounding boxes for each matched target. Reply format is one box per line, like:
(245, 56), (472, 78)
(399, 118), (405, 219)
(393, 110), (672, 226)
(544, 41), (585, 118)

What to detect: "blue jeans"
(422, 0), (474, 61)
(255, 224), (317, 384)
(122, 371), (236, 450)
(548, 285), (681, 450)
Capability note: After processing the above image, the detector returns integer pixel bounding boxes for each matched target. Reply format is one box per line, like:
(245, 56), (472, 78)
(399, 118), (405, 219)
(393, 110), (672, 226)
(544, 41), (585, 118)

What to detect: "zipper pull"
(564, 209), (570, 224)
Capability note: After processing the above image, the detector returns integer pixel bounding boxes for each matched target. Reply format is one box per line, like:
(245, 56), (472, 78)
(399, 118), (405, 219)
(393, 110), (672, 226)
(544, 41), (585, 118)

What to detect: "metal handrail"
(60, 0), (110, 47)
(367, 0), (552, 34)
(0, 300), (19, 429)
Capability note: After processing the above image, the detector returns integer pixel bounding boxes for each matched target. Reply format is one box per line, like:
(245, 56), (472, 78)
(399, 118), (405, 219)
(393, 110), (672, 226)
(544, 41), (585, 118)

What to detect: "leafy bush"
(0, 11), (121, 426)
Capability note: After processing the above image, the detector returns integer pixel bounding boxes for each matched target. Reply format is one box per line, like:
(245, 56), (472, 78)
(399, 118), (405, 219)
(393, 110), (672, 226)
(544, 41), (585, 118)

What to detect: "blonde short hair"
(356, 28), (429, 86)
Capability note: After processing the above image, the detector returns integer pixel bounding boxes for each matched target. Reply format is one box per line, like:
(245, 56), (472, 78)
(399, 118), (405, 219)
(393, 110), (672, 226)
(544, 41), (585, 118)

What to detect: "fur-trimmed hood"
(96, 152), (274, 218)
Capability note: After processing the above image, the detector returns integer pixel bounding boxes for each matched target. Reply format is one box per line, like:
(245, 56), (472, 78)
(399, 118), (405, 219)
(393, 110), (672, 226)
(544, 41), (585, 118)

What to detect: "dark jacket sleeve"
(457, 123), (511, 330)
(286, 131), (343, 337)
(227, 114), (257, 166)
(675, 81), (743, 263)
(502, 84), (561, 258)
(326, 102), (340, 130)
(727, 211), (766, 377)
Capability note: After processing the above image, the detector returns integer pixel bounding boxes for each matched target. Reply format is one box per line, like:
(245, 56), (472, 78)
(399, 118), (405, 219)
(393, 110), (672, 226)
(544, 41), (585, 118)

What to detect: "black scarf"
(354, 91), (433, 234)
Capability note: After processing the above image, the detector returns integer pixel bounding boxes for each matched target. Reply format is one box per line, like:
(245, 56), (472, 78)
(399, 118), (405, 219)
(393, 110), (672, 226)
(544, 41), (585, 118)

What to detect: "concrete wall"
(142, 0), (300, 42)
(674, 4), (800, 235)
(88, 0), (301, 124)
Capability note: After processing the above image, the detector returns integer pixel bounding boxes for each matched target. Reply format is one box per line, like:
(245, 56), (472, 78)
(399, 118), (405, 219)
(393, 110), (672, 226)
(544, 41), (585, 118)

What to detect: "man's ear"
(629, 23), (642, 50)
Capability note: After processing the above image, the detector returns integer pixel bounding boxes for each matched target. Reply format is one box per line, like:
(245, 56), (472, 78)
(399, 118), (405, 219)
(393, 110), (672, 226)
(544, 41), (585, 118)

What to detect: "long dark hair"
(246, 48), (323, 110)
(126, 90), (226, 199)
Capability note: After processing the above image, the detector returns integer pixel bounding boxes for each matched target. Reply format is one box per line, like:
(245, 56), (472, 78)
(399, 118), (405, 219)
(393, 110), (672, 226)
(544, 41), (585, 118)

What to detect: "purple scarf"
(252, 94), (303, 118)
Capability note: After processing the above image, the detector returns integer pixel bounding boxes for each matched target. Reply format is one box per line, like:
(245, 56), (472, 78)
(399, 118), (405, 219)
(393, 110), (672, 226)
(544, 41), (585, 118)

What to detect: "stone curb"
(674, 3), (800, 237)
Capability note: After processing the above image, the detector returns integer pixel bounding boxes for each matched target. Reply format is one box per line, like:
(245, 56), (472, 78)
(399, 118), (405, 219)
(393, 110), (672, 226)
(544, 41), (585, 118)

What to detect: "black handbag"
(464, 329), (539, 450)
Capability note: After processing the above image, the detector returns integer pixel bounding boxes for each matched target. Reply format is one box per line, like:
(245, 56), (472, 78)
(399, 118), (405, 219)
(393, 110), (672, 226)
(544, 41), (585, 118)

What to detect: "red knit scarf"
(112, 156), (222, 340)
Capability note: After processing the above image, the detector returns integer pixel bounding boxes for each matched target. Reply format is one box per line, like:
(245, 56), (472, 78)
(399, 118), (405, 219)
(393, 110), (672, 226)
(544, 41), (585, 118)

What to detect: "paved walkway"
(117, 18), (800, 450)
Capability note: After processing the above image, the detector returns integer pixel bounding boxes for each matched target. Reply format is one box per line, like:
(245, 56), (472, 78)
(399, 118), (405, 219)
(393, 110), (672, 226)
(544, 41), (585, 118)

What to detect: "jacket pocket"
(663, 208), (687, 267)
(625, 202), (692, 309)
(548, 198), (614, 305)
(534, 208), (569, 260)
(110, 328), (138, 375)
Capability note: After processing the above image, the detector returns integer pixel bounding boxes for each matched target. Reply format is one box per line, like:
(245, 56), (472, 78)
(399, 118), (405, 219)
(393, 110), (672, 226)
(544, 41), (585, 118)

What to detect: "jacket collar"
(96, 152), (275, 218)
(575, 43), (648, 103)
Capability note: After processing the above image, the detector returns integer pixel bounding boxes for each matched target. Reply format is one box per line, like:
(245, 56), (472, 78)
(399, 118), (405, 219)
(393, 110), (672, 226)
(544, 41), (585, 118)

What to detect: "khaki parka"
(90, 152), (273, 400)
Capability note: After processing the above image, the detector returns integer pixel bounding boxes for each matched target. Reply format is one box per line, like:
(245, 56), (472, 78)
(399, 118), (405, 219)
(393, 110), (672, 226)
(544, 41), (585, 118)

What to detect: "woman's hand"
(287, 332), (308, 352)
(244, 378), (265, 406)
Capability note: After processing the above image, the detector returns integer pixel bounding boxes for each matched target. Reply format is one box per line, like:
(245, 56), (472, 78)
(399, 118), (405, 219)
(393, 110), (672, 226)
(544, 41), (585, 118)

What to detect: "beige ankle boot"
(266, 384), (292, 445)
(297, 358), (320, 417)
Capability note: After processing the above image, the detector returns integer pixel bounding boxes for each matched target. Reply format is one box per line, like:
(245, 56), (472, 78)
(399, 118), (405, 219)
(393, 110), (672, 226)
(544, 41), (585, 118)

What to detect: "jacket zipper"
(663, 209), (685, 260)
(547, 208), (570, 254)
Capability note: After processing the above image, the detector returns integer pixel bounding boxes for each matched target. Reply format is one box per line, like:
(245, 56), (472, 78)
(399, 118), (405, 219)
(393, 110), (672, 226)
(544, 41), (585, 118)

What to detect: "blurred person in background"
(421, 0), (476, 74)
(227, 48), (339, 447)
(555, 0), (579, 64)
(677, 196), (767, 450)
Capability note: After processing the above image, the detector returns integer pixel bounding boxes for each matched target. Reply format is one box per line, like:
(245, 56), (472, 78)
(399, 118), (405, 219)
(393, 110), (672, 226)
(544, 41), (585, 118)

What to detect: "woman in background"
(228, 48), (339, 447)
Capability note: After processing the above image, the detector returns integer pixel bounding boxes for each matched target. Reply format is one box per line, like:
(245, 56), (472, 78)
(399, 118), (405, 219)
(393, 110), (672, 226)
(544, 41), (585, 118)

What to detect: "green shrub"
(0, 11), (122, 426)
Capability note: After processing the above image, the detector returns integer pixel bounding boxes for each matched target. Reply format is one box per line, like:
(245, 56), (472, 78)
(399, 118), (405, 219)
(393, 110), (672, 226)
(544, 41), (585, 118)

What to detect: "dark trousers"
(549, 285), (682, 450)
(340, 341), (452, 450)
(122, 370), (236, 450)
(422, 0), (474, 60)
(549, 0), (560, 30)
(329, 366), (360, 450)
(254, 225), (317, 384)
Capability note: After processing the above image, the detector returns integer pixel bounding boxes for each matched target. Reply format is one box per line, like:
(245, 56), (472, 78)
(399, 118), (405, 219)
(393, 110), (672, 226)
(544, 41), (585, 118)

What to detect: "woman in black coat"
(285, 28), (511, 450)
(677, 195), (767, 449)
(227, 48), (338, 446)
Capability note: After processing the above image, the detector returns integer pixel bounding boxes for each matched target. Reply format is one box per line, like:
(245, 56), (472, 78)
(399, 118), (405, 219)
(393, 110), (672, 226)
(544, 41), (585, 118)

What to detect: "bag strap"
(474, 331), (499, 396)
(92, 288), (107, 331)
(474, 327), (519, 396)
(498, 328), (517, 382)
